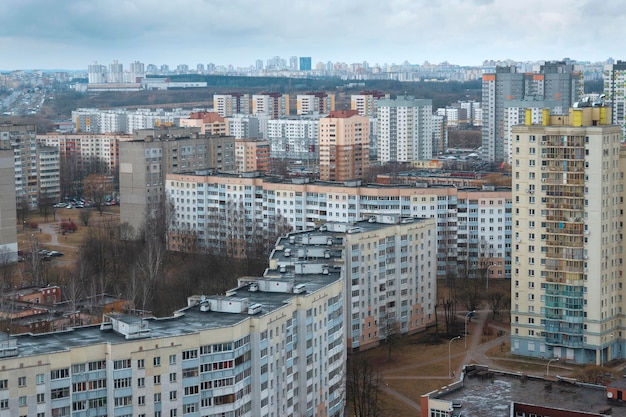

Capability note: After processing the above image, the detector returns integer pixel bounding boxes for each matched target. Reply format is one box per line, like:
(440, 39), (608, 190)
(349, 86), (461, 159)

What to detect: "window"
(154, 393), (161, 403)
(0, 399), (7, 409)
(137, 359), (145, 369)
(51, 368), (69, 380)
(169, 354), (177, 365)
(113, 359), (131, 370)
(138, 395), (146, 406)
(138, 377), (145, 388)
(18, 376), (26, 387)
(36, 374), (44, 385)
(170, 391), (177, 401)
(153, 357), (161, 367)
(182, 350), (198, 360)
(19, 396), (27, 407)
(154, 375), (161, 385)
(37, 393), (45, 403)
(170, 373), (177, 382)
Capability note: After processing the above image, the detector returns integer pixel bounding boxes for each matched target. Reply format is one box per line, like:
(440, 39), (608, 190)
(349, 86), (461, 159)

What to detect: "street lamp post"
(464, 310), (476, 349)
(449, 336), (461, 378)
(601, 333), (614, 367)
(546, 358), (559, 376)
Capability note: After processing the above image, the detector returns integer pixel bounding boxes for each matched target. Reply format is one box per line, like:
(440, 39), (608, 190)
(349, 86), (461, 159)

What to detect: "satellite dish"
(608, 392), (614, 399)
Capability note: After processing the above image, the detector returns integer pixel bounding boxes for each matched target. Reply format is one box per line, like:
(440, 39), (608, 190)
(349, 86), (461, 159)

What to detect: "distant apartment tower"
(510, 104), (623, 364)
(319, 110), (369, 181)
(603, 60), (626, 139)
(180, 112), (227, 136)
(128, 60), (145, 82)
(299, 57), (312, 71)
(375, 96), (433, 163)
(87, 62), (107, 84)
(296, 92), (335, 115)
(213, 93), (251, 117)
(72, 108), (101, 133)
(119, 129), (235, 234)
(266, 117), (320, 161)
(252, 93), (290, 119)
(226, 115), (260, 139)
(107, 60), (124, 83)
(235, 139), (270, 173)
(0, 122), (60, 207)
(482, 61), (583, 163)
(0, 150), (17, 262)
(351, 91), (390, 117)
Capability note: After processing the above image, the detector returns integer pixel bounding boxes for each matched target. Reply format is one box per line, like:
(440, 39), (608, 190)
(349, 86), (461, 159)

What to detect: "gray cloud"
(0, 0), (623, 70)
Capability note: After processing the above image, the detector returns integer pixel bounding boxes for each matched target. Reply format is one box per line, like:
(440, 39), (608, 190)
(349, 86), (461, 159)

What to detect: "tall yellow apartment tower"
(511, 102), (624, 364)
(319, 110), (370, 182)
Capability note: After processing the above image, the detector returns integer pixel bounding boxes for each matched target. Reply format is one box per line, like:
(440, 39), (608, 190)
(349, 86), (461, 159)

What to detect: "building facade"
(375, 96), (433, 163)
(0, 150), (17, 262)
(510, 105), (623, 364)
(180, 112), (227, 136)
(119, 132), (235, 234)
(482, 62), (583, 163)
(265, 117), (320, 161)
(213, 94), (251, 118)
(0, 267), (345, 417)
(235, 139), (270, 173)
(252, 94), (290, 119)
(296, 92), (335, 116)
(165, 172), (512, 279)
(603, 60), (626, 140)
(0, 122), (60, 207)
(351, 91), (390, 118)
(319, 110), (369, 182)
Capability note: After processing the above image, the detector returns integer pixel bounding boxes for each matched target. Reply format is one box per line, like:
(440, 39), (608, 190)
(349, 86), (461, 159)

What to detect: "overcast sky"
(1, 0), (624, 71)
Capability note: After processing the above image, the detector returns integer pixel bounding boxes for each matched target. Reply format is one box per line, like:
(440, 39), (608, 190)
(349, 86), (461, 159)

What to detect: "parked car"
(48, 251), (63, 257)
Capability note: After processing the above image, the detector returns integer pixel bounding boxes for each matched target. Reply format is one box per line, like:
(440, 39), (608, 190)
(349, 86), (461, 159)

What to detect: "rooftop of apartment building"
(2, 231), (345, 359)
(170, 169), (512, 192)
(427, 365), (623, 417)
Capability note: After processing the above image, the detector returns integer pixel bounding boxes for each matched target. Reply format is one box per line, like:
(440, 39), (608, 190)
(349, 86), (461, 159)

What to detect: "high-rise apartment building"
(510, 104), (622, 364)
(0, 122), (60, 207)
(38, 132), (128, 174)
(180, 112), (227, 136)
(375, 96), (433, 163)
(87, 62), (107, 84)
(482, 61), (583, 163)
(265, 117), (319, 161)
(225, 115), (260, 139)
(213, 94), (251, 117)
(235, 139), (270, 173)
(128, 60), (145, 82)
(0, 242), (346, 417)
(252, 93), (290, 119)
(603, 60), (626, 139)
(319, 110), (369, 181)
(119, 129), (235, 234)
(333, 216), (437, 351)
(351, 91), (390, 117)
(107, 60), (124, 83)
(299, 57), (312, 71)
(296, 92), (335, 115)
(0, 150), (17, 262)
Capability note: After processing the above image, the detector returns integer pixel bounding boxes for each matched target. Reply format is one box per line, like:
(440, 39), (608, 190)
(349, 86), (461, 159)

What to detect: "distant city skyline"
(0, 0), (624, 71)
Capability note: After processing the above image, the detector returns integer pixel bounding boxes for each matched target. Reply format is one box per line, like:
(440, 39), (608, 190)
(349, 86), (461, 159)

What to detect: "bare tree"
(82, 174), (113, 215)
(133, 234), (165, 311)
(79, 209), (92, 226)
(63, 260), (88, 327)
(16, 196), (30, 229)
(489, 289), (510, 321)
(347, 354), (384, 417)
(0, 248), (15, 293)
(380, 314), (401, 361)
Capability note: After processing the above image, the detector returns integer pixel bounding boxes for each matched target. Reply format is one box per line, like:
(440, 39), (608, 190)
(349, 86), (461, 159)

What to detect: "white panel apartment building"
(375, 96), (433, 163)
(226, 115), (260, 139)
(265, 117), (320, 161)
(510, 105), (624, 364)
(165, 173), (512, 279)
(213, 94), (251, 118)
(0, 244), (345, 417)
(604, 60), (626, 140)
(72, 108), (194, 134)
(0, 149), (17, 262)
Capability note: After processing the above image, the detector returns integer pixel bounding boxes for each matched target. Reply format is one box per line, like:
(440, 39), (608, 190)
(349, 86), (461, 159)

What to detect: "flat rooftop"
(5, 228), (346, 359)
(434, 366), (623, 417)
